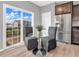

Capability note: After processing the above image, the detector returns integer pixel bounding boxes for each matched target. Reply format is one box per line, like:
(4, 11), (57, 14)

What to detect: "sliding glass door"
(4, 4), (34, 48)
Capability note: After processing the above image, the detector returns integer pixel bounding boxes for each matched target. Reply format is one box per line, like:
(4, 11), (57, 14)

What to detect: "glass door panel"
(23, 12), (33, 37)
(6, 7), (21, 46)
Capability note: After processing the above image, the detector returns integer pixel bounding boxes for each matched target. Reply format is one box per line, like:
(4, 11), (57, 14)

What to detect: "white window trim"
(3, 3), (34, 50)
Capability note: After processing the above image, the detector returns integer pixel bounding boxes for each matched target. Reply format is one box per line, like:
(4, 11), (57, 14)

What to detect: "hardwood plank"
(0, 42), (79, 57)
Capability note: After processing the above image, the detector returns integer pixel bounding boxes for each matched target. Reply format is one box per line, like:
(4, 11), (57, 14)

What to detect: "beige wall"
(0, 2), (3, 49)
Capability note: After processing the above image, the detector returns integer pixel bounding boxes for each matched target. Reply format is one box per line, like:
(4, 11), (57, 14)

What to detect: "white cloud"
(23, 16), (29, 19)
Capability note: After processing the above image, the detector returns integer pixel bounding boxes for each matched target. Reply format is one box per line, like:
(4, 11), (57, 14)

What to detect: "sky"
(6, 7), (32, 23)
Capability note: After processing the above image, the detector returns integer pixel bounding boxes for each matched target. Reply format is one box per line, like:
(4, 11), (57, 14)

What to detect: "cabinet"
(72, 5), (79, 44)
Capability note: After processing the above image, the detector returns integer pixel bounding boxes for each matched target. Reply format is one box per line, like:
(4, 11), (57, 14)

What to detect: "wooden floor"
(0, 42), (79, 57)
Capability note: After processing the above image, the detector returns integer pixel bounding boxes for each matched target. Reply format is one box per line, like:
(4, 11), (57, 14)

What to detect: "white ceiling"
(31, 1), (54, 7)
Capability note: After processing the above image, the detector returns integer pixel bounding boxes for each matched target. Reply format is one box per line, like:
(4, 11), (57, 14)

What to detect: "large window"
(5, 4), (33, 47)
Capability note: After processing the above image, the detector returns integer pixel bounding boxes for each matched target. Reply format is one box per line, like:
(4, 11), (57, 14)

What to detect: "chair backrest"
(48, 27), (57, 39)
(25, 27), (33, 36)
